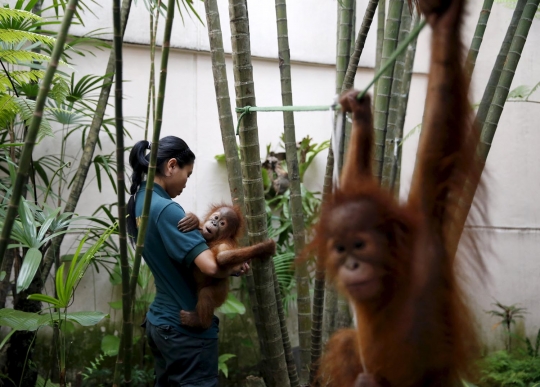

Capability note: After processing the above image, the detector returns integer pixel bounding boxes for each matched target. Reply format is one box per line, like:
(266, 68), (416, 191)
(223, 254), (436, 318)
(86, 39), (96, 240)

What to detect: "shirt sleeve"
(155, 203), (209, 267)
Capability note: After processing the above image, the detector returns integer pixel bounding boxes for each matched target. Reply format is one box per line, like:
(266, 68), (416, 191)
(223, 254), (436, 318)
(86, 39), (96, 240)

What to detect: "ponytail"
(127, 136), (196, 244)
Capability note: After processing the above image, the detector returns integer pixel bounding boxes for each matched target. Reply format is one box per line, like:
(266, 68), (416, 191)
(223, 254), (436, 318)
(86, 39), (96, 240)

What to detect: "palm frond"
(0, 93), (18, 129)
(0, 49), (52, 65)
(0, 70), (45, 92)
(0, 29), (55, 46)
(0, 8), (41, 23)
(13, 97), (53, 142)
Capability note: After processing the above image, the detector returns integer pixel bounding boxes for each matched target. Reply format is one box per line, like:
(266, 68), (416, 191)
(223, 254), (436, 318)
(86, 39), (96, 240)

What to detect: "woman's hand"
(177, 213), (200, 232)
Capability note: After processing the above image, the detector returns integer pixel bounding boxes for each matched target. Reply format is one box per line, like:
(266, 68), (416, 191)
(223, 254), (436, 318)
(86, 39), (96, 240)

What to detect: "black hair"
(126, 136), (195, 243)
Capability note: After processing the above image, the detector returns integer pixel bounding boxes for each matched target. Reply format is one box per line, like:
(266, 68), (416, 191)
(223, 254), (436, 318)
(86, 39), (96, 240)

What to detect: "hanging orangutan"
(177, 204), (276, 329)
(310, 0), (485, 384)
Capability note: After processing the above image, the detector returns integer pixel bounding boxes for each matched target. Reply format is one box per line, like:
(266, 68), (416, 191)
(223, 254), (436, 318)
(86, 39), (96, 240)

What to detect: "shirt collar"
(139, 181), (171, 199)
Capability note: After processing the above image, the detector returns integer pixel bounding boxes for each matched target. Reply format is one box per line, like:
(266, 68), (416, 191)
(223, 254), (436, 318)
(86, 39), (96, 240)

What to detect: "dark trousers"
(144, 319), (219, 387)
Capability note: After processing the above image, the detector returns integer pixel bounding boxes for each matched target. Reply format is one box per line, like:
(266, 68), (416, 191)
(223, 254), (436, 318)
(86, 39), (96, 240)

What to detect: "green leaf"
(0, 308), (52, 331)
(218, 353), (236, 378)
(27, 293), (62, 308)
(65, 311), (109, 326)
(216, 293), (246, 315)
(0, 271), (5, 281)
(101, 334), (120, 357)
(16, 247), (42, 293)
(108, 300), (122, 310)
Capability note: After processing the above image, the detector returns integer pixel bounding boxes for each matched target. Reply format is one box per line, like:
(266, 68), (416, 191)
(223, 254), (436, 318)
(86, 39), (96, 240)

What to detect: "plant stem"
(112, 0), (131, 384)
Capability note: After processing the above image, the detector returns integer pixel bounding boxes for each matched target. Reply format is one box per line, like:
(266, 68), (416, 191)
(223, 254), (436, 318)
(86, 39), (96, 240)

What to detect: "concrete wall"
(25, 0), (540, 348)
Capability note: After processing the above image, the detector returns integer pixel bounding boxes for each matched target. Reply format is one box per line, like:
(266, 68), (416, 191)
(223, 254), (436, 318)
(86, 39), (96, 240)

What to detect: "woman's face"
(164, 160), (194, 198)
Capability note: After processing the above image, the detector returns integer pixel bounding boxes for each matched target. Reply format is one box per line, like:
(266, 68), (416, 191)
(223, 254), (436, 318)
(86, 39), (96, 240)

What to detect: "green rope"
(234, 18), (427, 133)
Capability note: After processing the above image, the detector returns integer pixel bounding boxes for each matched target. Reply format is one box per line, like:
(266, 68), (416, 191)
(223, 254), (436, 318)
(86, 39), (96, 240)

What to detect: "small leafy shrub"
(479, 350), (540, 387)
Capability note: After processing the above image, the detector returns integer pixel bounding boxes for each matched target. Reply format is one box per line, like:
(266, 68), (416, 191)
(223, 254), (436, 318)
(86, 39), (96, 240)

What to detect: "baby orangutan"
(177, 204), (276, 329)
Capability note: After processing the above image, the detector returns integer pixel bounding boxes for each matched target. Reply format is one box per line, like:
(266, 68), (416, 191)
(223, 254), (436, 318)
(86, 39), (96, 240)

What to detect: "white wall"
(24, 0), (540, 348)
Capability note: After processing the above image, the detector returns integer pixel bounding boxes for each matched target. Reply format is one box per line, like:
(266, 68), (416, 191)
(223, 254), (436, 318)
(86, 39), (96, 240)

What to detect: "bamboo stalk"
(391, 14), (420, 193)
(144, 1), (160, 141)
(40, 0), (133, 286)
(228, 0), (290, 385)
(372, 0), (404, 180)
(309, 151), (334, 384)
(373, 0), (385, 101)
(448, 0), (538, 257)
(128, 0), (177, 319)
(342, 0), (379, 92)
(381, 2), (412, 190)
(203, 0), (267, 373)
(0, 0), (79, 267)
(112, 0), (131, 384)
(479, 0), (539, 160)
(274, 0), (308, 384)
(335, 0), (354, 95)
(466, 0), (494, 81)
(475, 0), (527, 128)
(323, 0), (354, 344)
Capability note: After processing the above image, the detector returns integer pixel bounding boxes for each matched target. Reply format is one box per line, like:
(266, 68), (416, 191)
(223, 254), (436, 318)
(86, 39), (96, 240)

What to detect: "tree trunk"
(274, 0), (310, 384)
(228, 1), (290, 385)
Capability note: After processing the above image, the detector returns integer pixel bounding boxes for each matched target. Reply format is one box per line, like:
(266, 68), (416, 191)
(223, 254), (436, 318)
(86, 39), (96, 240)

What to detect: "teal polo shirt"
(135, 181), (218, 338)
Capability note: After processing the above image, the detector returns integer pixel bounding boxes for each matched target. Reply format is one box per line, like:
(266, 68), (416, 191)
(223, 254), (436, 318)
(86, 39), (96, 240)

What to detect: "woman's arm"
(193, 249), (248, 278)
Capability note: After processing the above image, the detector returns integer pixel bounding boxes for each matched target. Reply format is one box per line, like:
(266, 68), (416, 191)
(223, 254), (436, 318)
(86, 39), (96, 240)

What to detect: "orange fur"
(311, 0), (485, 385)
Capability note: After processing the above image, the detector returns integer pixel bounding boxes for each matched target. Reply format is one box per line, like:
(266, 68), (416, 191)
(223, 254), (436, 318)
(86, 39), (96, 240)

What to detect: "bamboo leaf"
(16, 247), (42, 293)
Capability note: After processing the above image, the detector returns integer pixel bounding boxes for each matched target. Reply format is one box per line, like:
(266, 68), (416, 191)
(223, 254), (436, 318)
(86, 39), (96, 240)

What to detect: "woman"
(127, 136), (247, 387)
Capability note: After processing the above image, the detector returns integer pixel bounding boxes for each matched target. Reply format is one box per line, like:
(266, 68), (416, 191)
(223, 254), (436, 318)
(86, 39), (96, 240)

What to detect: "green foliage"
(28, 224), (116, 308)
(486, 301), (527, 351)
(479, 350), (540, 386)
(263, 136), (327, 294)
(507, 82), (540, 103)
(217, 293), (246, 316)
(494, 0), (540, 18)
(218, 353), (237, 378)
